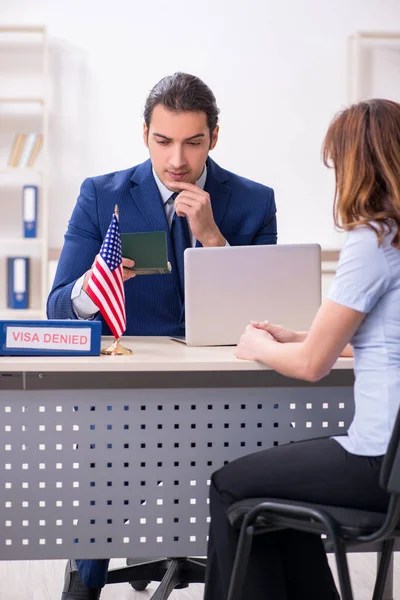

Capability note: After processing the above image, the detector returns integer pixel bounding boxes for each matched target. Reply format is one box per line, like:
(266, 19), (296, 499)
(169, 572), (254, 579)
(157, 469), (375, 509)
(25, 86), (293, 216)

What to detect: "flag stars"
(97, 215), (123, 272)
(86, 213), (126, 340)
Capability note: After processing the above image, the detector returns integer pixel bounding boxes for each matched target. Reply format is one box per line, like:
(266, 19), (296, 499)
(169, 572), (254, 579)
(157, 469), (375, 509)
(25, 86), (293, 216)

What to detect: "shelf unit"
(0, 25), (49, 320)
(347, 31), (400, 103)
(0, 98), (45, 104)
(0, 308), (44, 320)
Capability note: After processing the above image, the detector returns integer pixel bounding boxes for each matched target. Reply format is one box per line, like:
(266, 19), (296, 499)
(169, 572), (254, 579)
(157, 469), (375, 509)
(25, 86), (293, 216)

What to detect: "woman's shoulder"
(343, 225), (380, 255)
(337, 225), (391, 278)
(345, 222), (397, 250)
(339, 222), (400, 284)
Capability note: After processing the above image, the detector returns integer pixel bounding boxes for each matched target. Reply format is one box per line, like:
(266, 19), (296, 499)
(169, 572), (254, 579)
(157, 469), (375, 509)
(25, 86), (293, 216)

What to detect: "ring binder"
(22, 185), (38, 238)
(7, 257), (30, 309)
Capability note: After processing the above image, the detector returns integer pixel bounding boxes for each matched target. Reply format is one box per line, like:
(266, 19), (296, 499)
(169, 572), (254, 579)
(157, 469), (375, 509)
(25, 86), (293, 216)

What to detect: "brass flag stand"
(101, 337), (133, 356)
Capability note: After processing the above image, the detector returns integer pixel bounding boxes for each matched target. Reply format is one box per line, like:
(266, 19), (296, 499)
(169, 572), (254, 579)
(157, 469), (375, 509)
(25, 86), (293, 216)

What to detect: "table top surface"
(0, 336), (354, 373)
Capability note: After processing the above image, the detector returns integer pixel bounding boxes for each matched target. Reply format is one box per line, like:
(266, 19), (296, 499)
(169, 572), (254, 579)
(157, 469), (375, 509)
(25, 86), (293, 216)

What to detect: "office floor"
(0, 554), (398, 600)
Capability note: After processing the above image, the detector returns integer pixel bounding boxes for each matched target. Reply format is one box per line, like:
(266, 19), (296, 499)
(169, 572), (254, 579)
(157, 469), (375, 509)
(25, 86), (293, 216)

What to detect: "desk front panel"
(0, 372), (354, 559)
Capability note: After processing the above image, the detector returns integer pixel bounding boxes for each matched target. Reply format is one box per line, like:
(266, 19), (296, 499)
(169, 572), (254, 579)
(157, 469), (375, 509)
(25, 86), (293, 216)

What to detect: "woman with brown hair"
(203, 99), (400, 600)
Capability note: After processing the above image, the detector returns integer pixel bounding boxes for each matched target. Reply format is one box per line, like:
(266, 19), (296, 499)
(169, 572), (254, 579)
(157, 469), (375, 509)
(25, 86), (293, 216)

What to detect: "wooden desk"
(0, 337), (354, 560)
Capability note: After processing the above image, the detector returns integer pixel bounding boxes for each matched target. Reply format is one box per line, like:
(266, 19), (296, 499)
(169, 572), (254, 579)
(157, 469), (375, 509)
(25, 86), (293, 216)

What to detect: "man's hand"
(82, 256), (136, 293)
(168, 181), (226, 247)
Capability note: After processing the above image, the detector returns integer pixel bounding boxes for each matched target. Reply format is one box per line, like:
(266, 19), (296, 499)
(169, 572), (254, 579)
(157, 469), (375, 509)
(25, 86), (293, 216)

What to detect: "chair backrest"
(380, 400), (400, 494)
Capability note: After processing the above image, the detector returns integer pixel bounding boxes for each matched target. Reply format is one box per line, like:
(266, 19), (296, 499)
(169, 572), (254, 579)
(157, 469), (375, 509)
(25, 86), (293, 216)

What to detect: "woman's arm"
(250, 321), (353, 357)
(340, 344), (353, 357)
(235, 299), (364, 381)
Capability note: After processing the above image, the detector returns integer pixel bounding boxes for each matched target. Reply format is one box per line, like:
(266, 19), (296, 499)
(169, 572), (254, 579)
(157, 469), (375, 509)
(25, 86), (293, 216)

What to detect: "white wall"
(2, 0), (400, 249)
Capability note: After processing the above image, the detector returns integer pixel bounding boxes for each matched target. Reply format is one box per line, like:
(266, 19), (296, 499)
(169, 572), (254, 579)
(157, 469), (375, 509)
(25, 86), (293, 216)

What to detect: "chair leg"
(150, 559), (185, 600)
(227, 525), (254, 600)
(332, 536), (354, 600)
(107, 558), (170, 584)
(373, 540), (395, 600)
(181, 557), (207, 583)
(107, 555), (206, 595)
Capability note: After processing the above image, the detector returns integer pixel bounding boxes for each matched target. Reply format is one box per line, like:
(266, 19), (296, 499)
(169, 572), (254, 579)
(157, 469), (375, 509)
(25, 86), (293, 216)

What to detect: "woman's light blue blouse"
(329, 225), (400, 456)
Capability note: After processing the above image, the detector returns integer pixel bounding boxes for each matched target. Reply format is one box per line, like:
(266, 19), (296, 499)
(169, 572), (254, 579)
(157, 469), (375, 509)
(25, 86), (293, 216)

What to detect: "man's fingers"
(122, 258), (135, 269)
(175, 202), (195, 218)
(175, 190), (207, 203)
(122, 258), (135, 281)
(167, 181), (199, 193)
(174, 194), (208, 218)
(123, 267), (136, 281)
(175, 198), (193, 209)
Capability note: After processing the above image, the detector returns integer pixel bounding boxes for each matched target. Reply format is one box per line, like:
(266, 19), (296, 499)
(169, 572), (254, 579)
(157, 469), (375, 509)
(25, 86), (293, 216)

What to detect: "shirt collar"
(152, 164), (208, 205)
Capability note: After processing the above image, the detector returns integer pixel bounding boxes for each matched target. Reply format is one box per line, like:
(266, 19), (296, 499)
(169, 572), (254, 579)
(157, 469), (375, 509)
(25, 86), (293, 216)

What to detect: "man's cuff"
(71, 275), (99, 319)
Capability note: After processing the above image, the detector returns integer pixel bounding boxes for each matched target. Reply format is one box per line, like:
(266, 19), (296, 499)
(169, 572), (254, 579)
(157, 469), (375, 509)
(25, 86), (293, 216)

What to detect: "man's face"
(143, 104), (219, 190)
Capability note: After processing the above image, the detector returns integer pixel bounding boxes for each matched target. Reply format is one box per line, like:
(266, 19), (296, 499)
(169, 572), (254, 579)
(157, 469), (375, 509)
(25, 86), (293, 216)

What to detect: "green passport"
(121, 231), (172, 275)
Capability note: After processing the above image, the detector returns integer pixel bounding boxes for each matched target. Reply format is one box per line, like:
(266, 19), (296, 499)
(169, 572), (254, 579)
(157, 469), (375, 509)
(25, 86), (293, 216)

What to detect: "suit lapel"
(197, 157), (231, 247)
(129, 160), (182, 301)
(129, 160), (169, 233)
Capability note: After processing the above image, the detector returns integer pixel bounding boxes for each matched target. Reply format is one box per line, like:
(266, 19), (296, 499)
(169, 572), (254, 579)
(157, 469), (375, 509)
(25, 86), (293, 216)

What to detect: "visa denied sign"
(6, 326), (92, 350)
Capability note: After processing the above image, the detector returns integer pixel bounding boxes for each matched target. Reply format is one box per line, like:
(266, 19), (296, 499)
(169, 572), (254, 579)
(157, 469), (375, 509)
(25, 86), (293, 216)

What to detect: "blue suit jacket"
(47, 158), (277, 336)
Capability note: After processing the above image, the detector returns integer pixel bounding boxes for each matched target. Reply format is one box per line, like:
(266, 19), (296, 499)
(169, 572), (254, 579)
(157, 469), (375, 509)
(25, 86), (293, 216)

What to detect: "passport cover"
(121, 231), (172, 275)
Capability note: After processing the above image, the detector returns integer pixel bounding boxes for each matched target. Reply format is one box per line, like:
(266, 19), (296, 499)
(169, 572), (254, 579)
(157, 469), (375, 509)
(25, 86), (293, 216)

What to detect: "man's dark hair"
(144, 72), (220, 140)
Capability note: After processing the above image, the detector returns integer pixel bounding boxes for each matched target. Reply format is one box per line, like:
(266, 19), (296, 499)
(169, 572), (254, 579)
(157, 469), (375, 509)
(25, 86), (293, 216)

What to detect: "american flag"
(86, 212), (126, 339)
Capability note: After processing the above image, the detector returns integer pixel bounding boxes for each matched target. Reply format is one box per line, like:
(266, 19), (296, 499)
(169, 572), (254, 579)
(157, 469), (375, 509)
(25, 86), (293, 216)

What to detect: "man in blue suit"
(48, 72), (277, 599)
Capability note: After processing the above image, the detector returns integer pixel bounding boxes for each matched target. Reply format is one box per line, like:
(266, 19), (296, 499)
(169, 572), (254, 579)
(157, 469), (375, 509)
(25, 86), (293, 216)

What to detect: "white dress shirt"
(71, 166), (213, 319)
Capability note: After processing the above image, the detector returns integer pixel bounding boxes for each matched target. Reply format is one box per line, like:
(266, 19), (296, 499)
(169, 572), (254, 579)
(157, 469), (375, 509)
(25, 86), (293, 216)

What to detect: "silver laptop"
(178, 244), (321, 347)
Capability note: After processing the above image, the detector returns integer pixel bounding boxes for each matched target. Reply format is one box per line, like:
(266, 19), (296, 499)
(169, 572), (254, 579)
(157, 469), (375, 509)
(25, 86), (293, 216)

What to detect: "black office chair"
(106, 555), (207, 599)
(225, 405), (400, 600)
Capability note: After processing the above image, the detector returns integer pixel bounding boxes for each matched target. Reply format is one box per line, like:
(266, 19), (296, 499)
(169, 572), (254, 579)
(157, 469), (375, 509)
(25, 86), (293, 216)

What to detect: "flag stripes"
(85, 213), (126, 339)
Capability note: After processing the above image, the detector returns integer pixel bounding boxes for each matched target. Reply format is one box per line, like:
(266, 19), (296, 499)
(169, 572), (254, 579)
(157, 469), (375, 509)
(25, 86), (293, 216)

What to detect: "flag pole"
(101, 204), (133, 356)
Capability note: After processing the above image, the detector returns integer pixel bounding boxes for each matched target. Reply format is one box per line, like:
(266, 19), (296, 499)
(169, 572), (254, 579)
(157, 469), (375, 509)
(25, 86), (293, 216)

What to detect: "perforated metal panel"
(0, 385), (354, 559)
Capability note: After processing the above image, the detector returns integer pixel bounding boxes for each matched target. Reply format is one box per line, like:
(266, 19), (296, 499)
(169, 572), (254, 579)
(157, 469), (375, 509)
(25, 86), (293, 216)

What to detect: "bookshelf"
(0, 25), (49, 320)
(348, 31), (400, 103)
(0, 98), (45, 104)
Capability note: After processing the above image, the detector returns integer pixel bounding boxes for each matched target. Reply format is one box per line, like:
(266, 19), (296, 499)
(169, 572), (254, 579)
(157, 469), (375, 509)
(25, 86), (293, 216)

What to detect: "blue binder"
(7, 257), (29, 309)
(0, 320), (102, 356)
(22, 185), (38, 238)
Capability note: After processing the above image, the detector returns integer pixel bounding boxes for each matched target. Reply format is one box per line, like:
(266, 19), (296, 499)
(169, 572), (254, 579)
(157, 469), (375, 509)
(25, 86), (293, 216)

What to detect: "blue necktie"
(169, 193), (191, 299)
